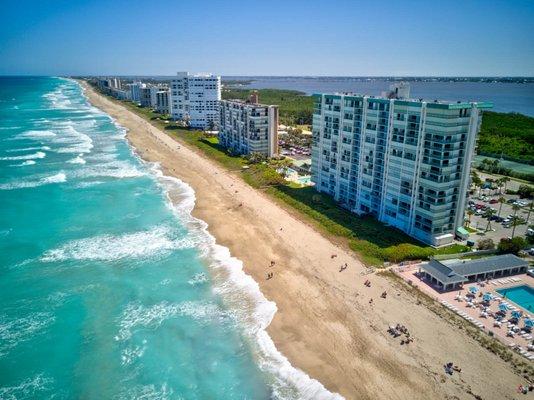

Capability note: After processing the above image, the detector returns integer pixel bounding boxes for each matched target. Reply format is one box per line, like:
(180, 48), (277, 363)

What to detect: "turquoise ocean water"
(0, 77), (339, 400)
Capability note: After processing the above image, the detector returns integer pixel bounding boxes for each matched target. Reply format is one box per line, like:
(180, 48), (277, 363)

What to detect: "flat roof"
(221, 99), (278, 108)
(313, 93), (493, 109)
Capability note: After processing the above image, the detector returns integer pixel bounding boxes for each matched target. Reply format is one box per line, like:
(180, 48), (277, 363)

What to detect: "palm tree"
(484, 209), (496, 232)
(511, 204), (521, 238)
(511, 216), (522, 239)
(526, 203), (533, 225)
(501, 176), (511, 193)
(466, 209), (474, 227)
(497, 196), (506, 218)
(471, 171), (482, 195)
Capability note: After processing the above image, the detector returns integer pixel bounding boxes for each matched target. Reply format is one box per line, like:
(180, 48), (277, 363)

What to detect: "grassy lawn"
(94, 88), (468, 266)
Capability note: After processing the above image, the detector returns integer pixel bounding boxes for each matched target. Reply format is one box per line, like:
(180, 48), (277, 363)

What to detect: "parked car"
(527, 268), (534, 277)
(507, 198), (517, 204)
(489, 199), (498, 204)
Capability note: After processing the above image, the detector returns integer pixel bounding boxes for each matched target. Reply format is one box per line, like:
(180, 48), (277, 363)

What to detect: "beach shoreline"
(79, 80), (524, 400)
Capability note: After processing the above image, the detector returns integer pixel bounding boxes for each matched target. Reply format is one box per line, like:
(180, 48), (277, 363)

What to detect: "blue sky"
(0, 0), (533, 76)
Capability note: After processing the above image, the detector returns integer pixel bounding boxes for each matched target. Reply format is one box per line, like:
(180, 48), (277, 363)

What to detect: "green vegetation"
(92, 84), (468, 266)
(222, 88), (313, 126)
(478, 111), (534, 165)
(497, 237), (527, 255)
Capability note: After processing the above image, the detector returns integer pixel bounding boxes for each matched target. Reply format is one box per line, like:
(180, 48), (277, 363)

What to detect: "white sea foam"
(0, 172), (66, 190)
(51, 125), (93, 154)
(117, 383), (172, 400)
(0, 312), (55, 357)
(188, 272), (208, 286)
(10, 160), (37, 167)
(72, 160), (144, 179)
(121, 340), (147, 365)
(0, 151), (46, 161)
(14, 130), (56, 139)
(40, 225), (194, 263)
(0, 374), (53, 400)
(115, 300), (230, 342)
(67, 154), (86, 164)
(6, 146), (50, 152)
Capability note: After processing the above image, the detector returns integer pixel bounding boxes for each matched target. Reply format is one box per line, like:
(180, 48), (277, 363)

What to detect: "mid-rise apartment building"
(219, 95), (279, 157)
(139, 86), (152, 107)
(128, 82), (144, 104)
(170, 72), (221, 129)
(155, 89), (170, 115)
(311, 89), (492, 246)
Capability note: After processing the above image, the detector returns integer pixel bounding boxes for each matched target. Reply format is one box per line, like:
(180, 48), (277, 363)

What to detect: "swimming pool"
(497, 285), (534, 312)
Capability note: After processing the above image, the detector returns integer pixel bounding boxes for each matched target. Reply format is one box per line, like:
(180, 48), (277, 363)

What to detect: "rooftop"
(422, 254), (529, 285)
(313, 92), (493, 109)
(222, 99), (278, 108)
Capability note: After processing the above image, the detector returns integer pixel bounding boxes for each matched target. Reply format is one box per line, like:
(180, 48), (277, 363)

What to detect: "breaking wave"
(0, 172), (66, 190)
(40, 225), (196, 262)
(0, 151), (46, 161)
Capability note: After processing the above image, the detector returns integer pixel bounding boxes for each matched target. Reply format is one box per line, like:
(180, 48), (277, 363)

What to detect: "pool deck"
(395, 263), (534, 361)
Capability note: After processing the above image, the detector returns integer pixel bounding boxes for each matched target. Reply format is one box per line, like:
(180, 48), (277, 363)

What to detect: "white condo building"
(170, 72), (221, 129)
(219, 96), (279, 157)
(311, 87), (492, 246)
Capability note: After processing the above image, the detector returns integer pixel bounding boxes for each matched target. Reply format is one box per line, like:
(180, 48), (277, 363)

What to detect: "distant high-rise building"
(311, 92), (492, 246)
(170, 72), (221, 129)
(219, 98), (279, 157)
(139, 87), (152, 107)
(128, 82), (144, 103)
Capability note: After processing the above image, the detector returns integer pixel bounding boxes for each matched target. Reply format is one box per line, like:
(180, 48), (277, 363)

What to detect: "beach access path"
(80, 81), (524, 400)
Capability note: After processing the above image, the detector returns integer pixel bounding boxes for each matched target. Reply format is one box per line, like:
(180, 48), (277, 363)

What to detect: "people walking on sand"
(270, 260), (275, 267)
(369, 298), (373, 305)
(339, 264), (347, 272)
(331, 254), (337, 259)
(381, 291), (387, 299)
(364, 280), (371, 287)
(266, 272), (274, 280)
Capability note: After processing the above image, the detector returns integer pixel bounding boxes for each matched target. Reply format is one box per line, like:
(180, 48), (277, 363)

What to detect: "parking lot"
(467, 193), (531, 245)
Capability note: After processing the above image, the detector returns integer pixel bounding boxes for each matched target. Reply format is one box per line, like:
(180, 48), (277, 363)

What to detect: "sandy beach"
(81, 81), (525, 400)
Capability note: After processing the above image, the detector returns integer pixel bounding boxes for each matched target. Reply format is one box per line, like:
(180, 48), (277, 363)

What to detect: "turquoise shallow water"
(0, 77), (339, 400)
(497, 285), (534, 312)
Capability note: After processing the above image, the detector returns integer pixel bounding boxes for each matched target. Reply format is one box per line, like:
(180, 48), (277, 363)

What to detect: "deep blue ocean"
(0, 77), (339, 400)
(235, 77), (534, 116)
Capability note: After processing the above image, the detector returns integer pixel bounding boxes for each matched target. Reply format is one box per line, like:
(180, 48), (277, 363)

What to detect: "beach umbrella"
(469, 286), (479, 294)
(524, 319), (534, 328)
(499, 303), (510, 312)
(511, 310), (523, 319)
(482, 293), (493, 302)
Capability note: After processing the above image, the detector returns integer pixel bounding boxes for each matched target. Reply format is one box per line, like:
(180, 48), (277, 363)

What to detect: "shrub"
(477, 238), (495, 250)
(497, 237), (527, 255)
(518, 184), (534, 199)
